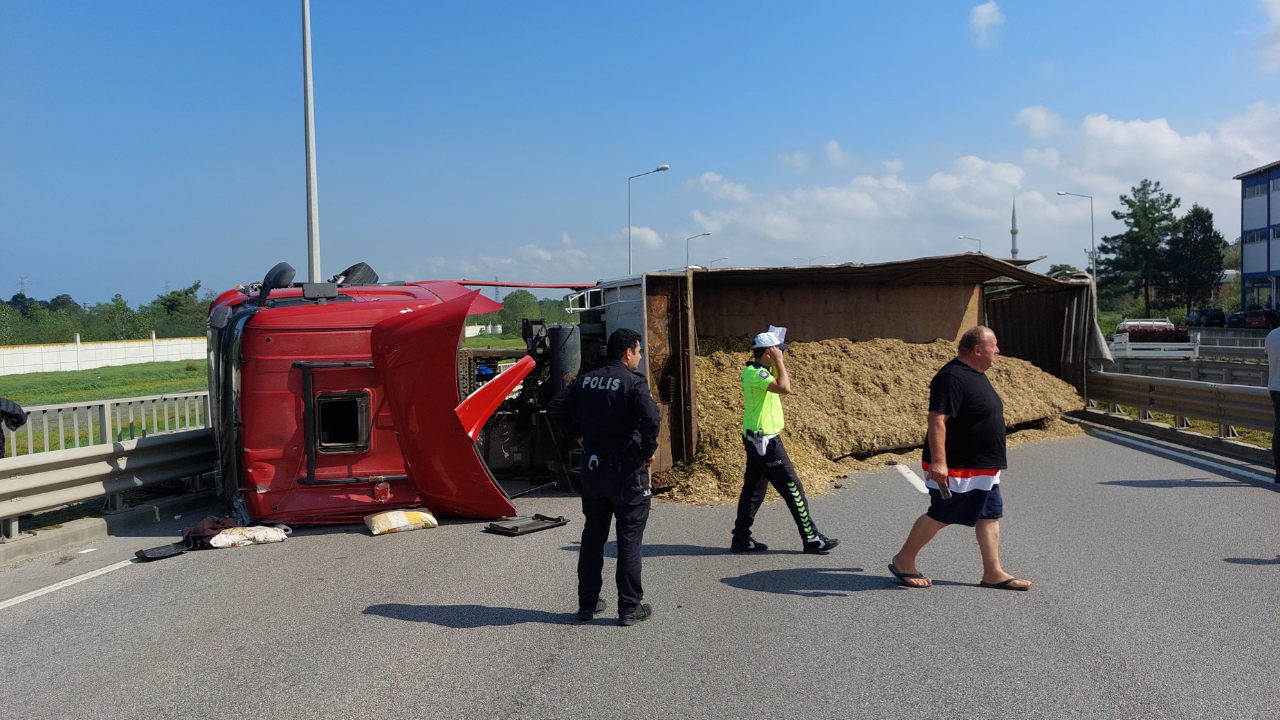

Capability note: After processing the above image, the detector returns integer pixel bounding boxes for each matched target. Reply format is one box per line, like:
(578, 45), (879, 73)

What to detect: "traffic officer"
(731, 326), (839, 554)
(547, 327), (661, 626)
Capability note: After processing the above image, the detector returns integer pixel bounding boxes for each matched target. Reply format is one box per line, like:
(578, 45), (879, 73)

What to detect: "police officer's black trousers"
(733, 435), (818, 545)
(579, 493), (650, 616)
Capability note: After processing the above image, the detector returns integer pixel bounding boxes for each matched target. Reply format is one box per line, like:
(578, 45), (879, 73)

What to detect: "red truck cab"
(207, 262), (535, 525)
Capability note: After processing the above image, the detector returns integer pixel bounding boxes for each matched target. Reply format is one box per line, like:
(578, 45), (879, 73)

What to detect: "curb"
(0, 490), (227, 567)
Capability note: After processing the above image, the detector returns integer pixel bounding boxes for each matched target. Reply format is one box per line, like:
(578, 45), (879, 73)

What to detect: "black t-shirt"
(920, 358), (1006, 470)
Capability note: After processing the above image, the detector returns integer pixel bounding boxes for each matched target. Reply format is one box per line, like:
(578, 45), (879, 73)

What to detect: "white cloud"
(826, 140), (847, 166)
(686, 103), (1280, 269)
(1022, 147), (1061, 169)
(699, 171), (752, 203)
(630, 226), (663, 248)
(519, 244), (553, 261)
(1013, 106), (1063, 139)
(779, 152), (810, 168)
(1260, 0), (1280, 71)
(969, 2), (1005, 49)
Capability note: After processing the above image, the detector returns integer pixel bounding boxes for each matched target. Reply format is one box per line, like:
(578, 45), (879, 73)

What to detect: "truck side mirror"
(258, 262), (297, 307)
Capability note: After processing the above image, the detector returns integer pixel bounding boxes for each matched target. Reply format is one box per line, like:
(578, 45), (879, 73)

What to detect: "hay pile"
(654, 337), (1083, 503)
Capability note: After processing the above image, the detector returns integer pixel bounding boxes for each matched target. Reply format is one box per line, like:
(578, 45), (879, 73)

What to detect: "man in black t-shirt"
(888, 326), (1031, 591)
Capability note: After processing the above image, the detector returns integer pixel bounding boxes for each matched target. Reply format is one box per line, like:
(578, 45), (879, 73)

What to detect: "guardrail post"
(98, 403), (110, 445)
(1174, 415), (1190, 429)
(104, 492), (126, 514)
(1, 517), (16, 541)
(1219, 423), (1239, 438)
(1138, 408), (1153, 421)
(1108, 402), (1121, 415)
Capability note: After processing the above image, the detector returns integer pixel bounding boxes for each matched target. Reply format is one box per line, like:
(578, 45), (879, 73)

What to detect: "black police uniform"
(547, 359), (661, 618)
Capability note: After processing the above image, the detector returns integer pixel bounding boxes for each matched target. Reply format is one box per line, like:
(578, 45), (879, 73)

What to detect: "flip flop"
(888, 563), (931, 588)
(978, 578), (1030, 591)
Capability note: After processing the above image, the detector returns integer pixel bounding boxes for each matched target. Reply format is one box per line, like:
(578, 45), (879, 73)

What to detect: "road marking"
(1093, 429), (1273, 482)
(893, 464), (929, 494)
(0, 559), (134, 612)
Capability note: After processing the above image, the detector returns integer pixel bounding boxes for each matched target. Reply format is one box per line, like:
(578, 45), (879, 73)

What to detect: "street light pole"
(1057, 191), (1095, 277)
(958, 235), (983, 254)
(686, 232), (710, 267)
(709, 257), (729, 267)
(302, 0), (322, 282)
(628, 164), (670, 275)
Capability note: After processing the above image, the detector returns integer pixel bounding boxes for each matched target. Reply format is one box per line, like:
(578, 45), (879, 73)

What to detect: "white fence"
(3, 392), (210, 459)
(0, 334), (205, 376)
(464, 324), (503, 338)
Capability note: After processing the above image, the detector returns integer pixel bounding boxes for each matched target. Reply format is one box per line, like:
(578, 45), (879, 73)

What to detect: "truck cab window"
(316, 392), (371, 454)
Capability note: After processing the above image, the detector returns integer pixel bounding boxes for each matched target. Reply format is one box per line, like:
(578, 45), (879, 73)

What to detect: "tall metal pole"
(627, 176), (633, 276)
(627, 165), (669, 276)
(1088, 194), (1096, 278)
(303, 0), (322, 282)
(1058, 191), (1095, 277)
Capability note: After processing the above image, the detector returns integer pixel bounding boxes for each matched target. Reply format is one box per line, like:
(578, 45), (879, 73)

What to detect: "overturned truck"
(206, 262), (589, 525)
(207, 254), (1103, 525)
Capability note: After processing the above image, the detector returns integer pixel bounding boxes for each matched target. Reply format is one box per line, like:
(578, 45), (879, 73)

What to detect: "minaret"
(1010, 199), (1019, 259)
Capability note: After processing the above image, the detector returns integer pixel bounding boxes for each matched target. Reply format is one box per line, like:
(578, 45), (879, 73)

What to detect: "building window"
(315, 391), (371, 454)
(1272, 178), (1280, 193)
(1245, 230), (1267, 244)
(1245, 184), (1267, 198)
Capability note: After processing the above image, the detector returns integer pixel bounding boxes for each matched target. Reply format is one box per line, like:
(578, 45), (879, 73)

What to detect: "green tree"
(496, 289), (539, 334)
(1048, 263), (1079, 275)
(140, 281), (211, 338)
(1097, 179), (1181, 317)
(48, 294), (82, 313)
(1161, 204), (1227, 312)
(0, 302), (20, 346)
(85, 295), (143, 341)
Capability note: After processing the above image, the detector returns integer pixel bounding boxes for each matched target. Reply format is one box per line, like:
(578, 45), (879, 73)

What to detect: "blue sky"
(3, 1), (1280, 304)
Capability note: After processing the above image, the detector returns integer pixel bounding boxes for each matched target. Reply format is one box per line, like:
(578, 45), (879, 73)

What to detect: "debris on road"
(655, 337), (1084, 504)
(483, 514), (570, 536)
(365, 509), (439, 536)
(208, 526), (288, 548)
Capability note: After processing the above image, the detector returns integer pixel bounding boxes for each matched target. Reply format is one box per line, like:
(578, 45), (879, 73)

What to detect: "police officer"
(731, 326), (839, 554)
(548, 328), (661, 626)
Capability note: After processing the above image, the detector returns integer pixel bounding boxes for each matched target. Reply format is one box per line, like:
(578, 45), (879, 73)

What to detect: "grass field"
(0, 360), (209, 406)
(462, 335), (526, 349)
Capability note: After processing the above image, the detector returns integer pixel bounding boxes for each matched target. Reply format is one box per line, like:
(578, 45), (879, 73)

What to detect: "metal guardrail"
(1193, 334), (1267, 360)
(0, 428), (216, 541)
(1086, 371), (1274, 434)
(1111, 359), (1267, 387)
(2, 392), (209, 459)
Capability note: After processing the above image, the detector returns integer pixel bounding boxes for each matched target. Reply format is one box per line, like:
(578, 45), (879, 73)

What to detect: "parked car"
(1186, 308), (1226, 327)
(1226, 311), (1247, 328)
(1244, 309), (1280, 330)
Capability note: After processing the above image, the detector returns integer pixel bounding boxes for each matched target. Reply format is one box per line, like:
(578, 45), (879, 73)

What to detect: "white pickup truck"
(1108, 318), (1198, 360)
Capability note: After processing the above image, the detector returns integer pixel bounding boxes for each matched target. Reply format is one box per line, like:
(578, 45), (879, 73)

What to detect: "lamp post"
(686, 232), (710, 267)
(958, 235), (984, 254)
(628, 164), (670, 275)
(302, 0), (322, 282)
(1057, 191), (1096, 277)
(793, 255), (826, 265)
(709, 257), (729, 267)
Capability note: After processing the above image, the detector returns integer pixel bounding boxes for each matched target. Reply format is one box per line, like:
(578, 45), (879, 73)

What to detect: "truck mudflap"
(371, 290), (533, 519)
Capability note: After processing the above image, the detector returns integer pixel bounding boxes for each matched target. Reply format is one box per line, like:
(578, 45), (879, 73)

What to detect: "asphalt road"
(2, 428), (1279, 719)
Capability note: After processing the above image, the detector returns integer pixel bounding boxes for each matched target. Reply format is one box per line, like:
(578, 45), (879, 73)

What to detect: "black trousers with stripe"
(732, 435), (818, 545)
